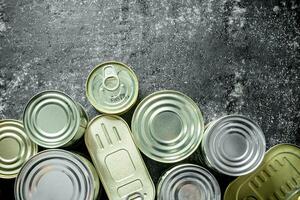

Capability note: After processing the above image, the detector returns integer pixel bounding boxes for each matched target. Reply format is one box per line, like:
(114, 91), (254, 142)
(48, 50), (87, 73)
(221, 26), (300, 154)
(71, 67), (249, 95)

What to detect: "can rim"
(14, 149), (97, 200)
(131, 90), (204, 163)
(23, 90), (81, 148)
(0, 119), (38, 179)
(202, 114), (266, 176)
(85, 61), (139, 115)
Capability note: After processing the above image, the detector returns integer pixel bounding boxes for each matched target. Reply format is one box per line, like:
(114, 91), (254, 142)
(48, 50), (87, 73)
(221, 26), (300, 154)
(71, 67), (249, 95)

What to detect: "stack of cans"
(0, 61), (299, 200)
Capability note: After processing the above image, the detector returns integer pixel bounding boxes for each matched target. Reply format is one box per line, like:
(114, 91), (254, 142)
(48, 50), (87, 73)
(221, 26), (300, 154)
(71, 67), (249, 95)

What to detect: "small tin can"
(131, 90), (204, 163)
(201, 115), (266, 176)
(157, 164), (221, 200)
(0, 120), (38, 179)
(224, 144), (300, 200)
(85, 115), (155, 200)
(23, 90), (88, 148)
(14, 149), (100, 200)
(86, 61), (139, 115)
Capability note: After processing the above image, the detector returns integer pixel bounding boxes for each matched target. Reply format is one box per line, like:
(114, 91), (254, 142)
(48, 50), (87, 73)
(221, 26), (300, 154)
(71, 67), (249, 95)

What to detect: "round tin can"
(131, 90), (204, 163)
(86, 61), (139, 115)
(201, 115), (266, 176)
(14, 149), (100, 200)
(157, 164), (221, 200)
(23, 90), (88, 148)
(0, 120), (38, 179)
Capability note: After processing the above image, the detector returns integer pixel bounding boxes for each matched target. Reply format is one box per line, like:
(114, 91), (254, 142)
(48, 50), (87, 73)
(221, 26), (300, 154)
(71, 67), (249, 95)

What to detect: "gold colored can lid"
(0, 120), (38, 179)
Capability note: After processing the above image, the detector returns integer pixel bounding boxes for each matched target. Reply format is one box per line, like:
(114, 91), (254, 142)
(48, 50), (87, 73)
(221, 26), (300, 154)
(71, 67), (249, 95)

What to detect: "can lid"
(0, 120), (38, 179)
(157, 164), (221, 200)
(86, 61), (139, 114)
(224, 144), (300, 200)
(23, 90), (81, 148)
(203, 115), (266, 176)
(15, 149), (97, 200)
(131, 90), (204, 163)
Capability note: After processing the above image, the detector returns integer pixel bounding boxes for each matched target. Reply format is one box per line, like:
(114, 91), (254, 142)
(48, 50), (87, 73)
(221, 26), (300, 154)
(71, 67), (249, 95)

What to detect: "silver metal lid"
(23, 90), (82, 148)
(15, 149), (97, 200)
(131, 90), (204, 163)
(202, 115), (266, 176)
(157, 164), (221, 200)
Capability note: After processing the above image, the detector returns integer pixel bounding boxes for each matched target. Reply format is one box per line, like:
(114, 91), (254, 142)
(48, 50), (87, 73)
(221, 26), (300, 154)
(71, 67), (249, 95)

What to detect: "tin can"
(23, 90), (88, 148)
(224, 144), (300, 200)
(14, 149), (100, 200)
(86, 61), (139, 115)
(131, 90), (204, 163)
(0, 120), (38, 179)
(157, 164), (221, 200)
(85, 115), (155, 200)
(201, 115), (266, 176)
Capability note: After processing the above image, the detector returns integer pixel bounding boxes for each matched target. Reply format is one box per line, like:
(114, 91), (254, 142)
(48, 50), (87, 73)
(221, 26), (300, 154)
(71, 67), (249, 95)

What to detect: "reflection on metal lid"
(0, 120), (38, 179)
(14, 149), (99, 200)
(202, 115), (266, 176)
(224, 144), (300, 200)
(86, 61), (139, 114)
(157, 164), (221, 200)
(131, 90), (204, 163)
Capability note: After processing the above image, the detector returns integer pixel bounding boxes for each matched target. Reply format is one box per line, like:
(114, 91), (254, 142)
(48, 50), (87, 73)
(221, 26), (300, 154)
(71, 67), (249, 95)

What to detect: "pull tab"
(102, 65), (120, 91)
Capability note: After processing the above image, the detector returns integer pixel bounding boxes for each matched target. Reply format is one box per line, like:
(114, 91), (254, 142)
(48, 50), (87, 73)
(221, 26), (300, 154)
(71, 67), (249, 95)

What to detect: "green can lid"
(131, 90), (204, 163)
(0, 120), (38, 179)
(86, 61), (139, 114)
(15, 149), (98, 200)
(157, 164), (221, 200)
(202, 115), (266, 176)
(23, 90), (82, 148)
(224, 144), (300, 200)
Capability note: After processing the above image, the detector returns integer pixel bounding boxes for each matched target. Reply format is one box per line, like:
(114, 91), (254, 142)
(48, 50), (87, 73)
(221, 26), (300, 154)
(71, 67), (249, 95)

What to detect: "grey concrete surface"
(0, 0), (299, 199)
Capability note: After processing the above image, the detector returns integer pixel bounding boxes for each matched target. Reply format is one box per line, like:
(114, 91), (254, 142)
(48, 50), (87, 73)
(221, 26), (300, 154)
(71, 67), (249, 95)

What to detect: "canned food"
(86, 61), (139, 115)
(131, 90), (204, 163)
(0, 120), (38, 179)
(224, 144), (300, 200)
(23, 90), (88, 148)
(14, 149), (100, 200)
(157, 164), (221, 200)
(201, 115), (266, 176)
(85, 115), (155, 200)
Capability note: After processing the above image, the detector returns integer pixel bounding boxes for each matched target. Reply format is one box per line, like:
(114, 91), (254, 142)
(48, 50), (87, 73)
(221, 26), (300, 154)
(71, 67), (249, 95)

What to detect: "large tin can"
(85, 115), (155, 200)
(23, 90), (88, 148)
(201, 115), (266, 176)
(14, 149), (100, 200)
(86, 61), (139, 115)
(157, 164), (221, 200)
(0, 120), (38, 179)
(131, 90), (204, 163)
(224, 144), (300, 200)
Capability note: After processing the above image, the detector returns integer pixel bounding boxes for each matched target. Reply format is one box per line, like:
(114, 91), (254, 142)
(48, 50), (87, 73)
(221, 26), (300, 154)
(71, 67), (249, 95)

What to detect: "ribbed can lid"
(202, 115), (266, 176)
(131, 90), (204, 163)
(15, 149), (97, 200)
(157, 164), (221, 200)
(86, 61), (139, 114)
(0, 120), (38, 179)
(23, 90), (81, 148)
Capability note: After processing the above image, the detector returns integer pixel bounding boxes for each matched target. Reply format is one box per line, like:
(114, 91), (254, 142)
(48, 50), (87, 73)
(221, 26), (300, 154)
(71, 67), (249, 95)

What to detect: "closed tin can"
(131, 90), (204, 163)
(14, 149), (100, 200)
(23, 90), (88, 148)
(157, 164), (221, 200)
(224, 144), (300, 200)
(201, 115), (266, 176)
(85, 115), (155, 200)
(86, 61), (139, 115)
(0, 120), (38, 179)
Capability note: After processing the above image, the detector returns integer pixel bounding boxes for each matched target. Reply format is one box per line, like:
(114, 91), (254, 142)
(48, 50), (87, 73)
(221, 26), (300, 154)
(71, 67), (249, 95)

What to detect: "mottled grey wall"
(0, 0), (299, 199)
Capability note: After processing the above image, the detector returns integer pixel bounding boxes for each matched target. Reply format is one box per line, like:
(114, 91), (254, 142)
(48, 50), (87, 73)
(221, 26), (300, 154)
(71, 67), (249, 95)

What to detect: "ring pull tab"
(102, 65), (120, 91)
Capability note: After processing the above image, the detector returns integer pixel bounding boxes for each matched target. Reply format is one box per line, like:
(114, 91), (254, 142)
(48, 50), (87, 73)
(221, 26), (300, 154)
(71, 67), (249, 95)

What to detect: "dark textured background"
(0, 0), (299, 199)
